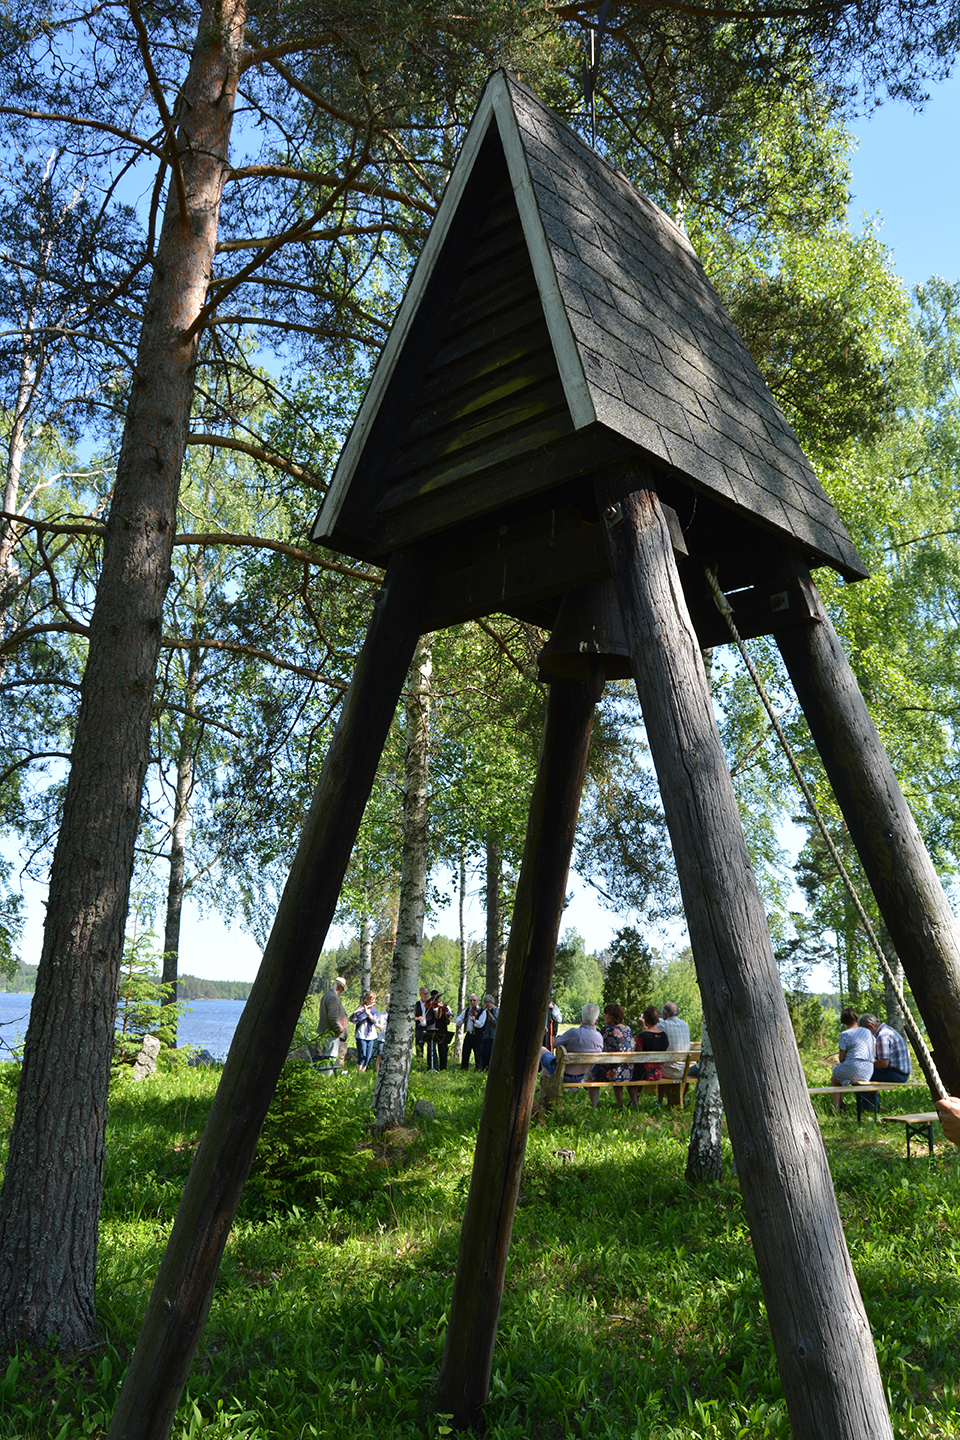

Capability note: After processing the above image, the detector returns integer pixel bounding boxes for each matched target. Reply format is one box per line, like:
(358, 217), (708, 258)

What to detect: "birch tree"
(372, 638), (432, 1130)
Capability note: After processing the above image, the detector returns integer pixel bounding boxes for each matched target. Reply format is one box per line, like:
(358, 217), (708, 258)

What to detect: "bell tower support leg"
(596, 463), (892, 1440)
(107, 547), (427, 1440)
(773, 560), (960, 1094)
(436, 674), (597, 1422)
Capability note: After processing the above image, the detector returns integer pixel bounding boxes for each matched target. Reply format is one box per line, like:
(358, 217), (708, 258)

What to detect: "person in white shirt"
(455, 993), (483, 1070)
(659, 1002), (691, 1082)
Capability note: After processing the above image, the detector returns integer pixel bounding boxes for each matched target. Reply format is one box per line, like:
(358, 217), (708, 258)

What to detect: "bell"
(537, 581), (633, 684)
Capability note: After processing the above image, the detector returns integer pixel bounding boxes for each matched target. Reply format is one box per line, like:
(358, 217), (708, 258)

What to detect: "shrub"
(241, 1062), (375, 1218)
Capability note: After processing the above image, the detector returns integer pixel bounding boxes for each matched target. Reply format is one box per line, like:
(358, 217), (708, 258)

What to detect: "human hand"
(936, 1096), (960, 1145)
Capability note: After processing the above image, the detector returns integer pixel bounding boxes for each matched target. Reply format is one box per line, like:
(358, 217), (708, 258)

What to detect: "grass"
(1, 1060), (959, 1438)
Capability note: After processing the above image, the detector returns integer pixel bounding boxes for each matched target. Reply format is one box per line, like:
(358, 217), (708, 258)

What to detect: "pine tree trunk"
(0, 0), (245, 1355)
(161, 645), (203, 1044)
(373, 638), (432, 1129)
(685, 1026), (723, 1184)
(485, 836), (501, 1000)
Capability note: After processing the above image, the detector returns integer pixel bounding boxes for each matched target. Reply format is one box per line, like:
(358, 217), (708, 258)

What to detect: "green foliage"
(654, 948), (704, 1038)
(241, 1064), (376, 1220)
(114, 926), (189, 1064)
(5, 1065), (956, 1438)
(601, 926), (655, 1030)
(552, 928), (604, 1021)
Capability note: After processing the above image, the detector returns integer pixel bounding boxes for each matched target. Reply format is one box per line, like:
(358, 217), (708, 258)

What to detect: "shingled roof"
(312, 70), (866, 586)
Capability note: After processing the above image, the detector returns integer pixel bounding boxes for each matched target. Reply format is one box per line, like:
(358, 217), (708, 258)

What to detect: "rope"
(704, 567), (947, 1101)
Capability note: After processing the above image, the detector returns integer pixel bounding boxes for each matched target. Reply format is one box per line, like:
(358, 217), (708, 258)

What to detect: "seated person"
(831, 1007), (875, 1111)
(859, 1012), (911, 1084)
(540, 1004), (604, 1107)
(632, 1006), (669, 1092)
(591, 1003), (635, 1111)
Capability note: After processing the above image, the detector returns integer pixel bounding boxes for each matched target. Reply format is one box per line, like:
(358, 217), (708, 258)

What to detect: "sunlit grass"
(1, 1063), (958, 1437)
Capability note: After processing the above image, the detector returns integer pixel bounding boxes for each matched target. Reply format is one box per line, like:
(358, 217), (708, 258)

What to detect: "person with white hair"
(540, 1003), (604, 1107)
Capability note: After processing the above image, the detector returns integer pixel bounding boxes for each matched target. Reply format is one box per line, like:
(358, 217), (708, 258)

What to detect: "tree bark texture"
(774, 564), (960, 1097)
(596, 464), (892, 1440)
(373, 637), (432, 1129)
(485, 834), (503, 1000)
(685, 1025), (723, 1184)
(0, 0), (246, 1355)
(359, 912), (373, 997)
(105, 550), (425, 1440)
(437, 676), (596, 1421)
(162, 643), (204, 1040)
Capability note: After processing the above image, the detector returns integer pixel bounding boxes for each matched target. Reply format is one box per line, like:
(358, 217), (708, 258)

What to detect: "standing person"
(831, 1007), (875, 1110)
(349, 991), (380, 1072)
(860, 1013), (912, 1084)
(475, 993), (499, 1071)
(424, 990), (442, 1071)
(415, 986), (429, 1067)
(543, 999), (563, 1052)
(456, 993), (482, 1070)
(317, 977), (347, 1075)
(433, 992), (453, 1071)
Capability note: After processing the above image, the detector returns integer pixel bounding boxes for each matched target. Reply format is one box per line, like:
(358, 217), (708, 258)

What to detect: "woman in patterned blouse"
(591, 1003), (635, 1111)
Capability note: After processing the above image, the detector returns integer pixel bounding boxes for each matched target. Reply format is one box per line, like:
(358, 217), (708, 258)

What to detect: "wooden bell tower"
(109, 72), (960, 1440)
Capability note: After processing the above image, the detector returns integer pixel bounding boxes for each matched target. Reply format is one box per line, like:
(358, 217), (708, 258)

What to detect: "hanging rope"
(704, 567), (947, 1101)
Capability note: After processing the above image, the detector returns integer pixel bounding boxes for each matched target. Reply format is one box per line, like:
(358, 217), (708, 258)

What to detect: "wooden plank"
(595, 461), (892, 1440)
(683, 573), (819, 648)
(400, 364), (563, 450)
(424, 520), (608, 630)
(105, 548), (429, 1440)
(436, 675), (597, 1422)
(380, 402), (575, 507)
(774, 558), (960, 1097)
(374, 427), (628, 555)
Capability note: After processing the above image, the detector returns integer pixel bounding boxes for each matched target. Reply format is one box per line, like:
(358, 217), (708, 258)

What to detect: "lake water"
(0, 993), (245, 1062)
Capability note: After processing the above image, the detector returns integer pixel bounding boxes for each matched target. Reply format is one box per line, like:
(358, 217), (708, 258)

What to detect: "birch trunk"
(455, 847), (468, 1061)
(0, 0), (245, 1354)
(359, 911), (372, 996)
(372, 637), (432, 1129)
(684, 1026), (723, 1184)
(485, 836), (503, 1000)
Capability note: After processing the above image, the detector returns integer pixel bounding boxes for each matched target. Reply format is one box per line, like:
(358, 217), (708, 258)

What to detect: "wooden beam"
(595, 462), (892, 1440)
(683, 570), (819, 649)
(773, 560), (960, 1097)
(106, 548), (428, 1440)
(436, 673), (597, 1422)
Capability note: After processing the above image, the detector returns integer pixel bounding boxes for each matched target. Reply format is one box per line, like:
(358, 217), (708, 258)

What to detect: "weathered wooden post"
(106, 549), (426, 1440)
(597, 463), (892, 1440)
(773, 561), (960, 1095)
(436, 672), (596, 1420)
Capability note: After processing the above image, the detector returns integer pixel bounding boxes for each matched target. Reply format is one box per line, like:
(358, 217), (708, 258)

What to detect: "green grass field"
(1, 1061), (958, 1439)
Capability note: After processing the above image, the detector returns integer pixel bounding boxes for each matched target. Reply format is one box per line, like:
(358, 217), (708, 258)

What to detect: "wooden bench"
(880, 1112), (940, 1158)
(807, 1082), (920, 1125)
(539, 1045), (699, 1111)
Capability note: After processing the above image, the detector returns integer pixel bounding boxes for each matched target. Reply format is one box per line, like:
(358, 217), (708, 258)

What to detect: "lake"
(0, 992), (245, 1062)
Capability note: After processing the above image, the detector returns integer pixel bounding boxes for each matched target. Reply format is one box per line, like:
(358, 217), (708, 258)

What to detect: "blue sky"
(846, 70), (959, 289)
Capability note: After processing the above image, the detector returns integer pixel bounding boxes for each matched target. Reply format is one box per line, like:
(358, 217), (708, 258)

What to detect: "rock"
(413, 1099), (437, 1119)
(187, 1047), (216, 1068)
(131, 1033), (161, 1080)
(553, 1148), (576, 1164)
